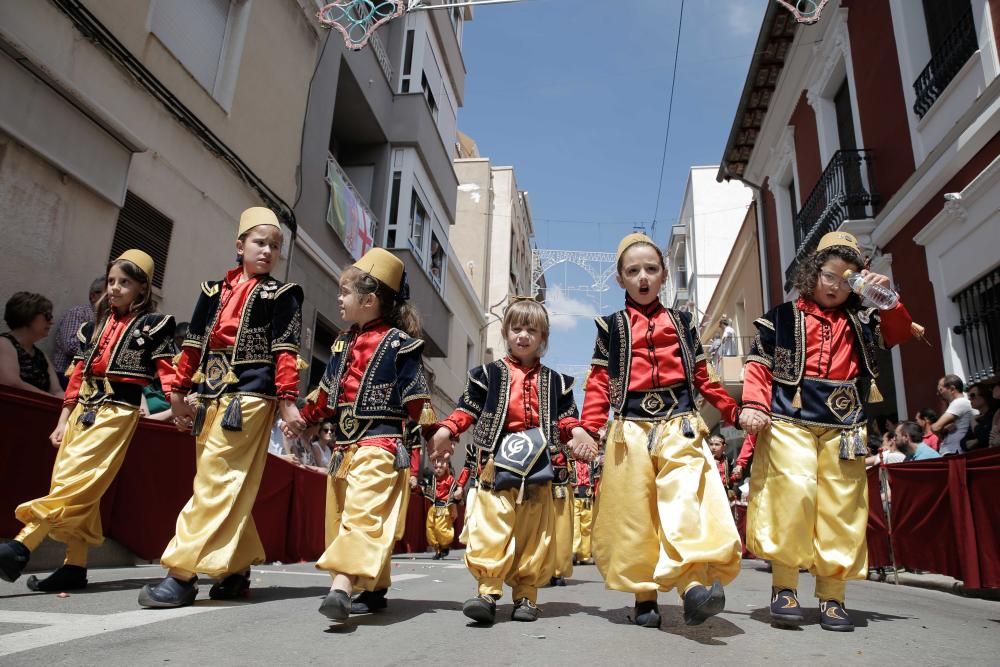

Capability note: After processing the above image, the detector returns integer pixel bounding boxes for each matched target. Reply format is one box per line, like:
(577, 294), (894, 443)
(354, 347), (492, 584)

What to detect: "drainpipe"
(734, 178), (771, 313)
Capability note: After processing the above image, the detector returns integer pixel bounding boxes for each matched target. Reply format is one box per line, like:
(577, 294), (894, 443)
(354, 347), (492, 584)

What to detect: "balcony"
(707, 336), (755, 397)
(784, 149), (878, 289)
(390, 248), (451, 358)
(952, 265), (999, 384)
(324, 154), (378, 259)
(913, 7), (978, 119)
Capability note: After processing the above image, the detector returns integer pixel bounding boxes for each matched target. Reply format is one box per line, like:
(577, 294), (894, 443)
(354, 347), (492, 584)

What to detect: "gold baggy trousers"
(426, 504), (455, 551)
(572, 496), (594, 562)
(551, 490), (574, 578)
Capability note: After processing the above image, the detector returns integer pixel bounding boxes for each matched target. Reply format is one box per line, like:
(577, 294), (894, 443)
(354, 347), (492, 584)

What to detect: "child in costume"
(580, 233), (743, 629)
(708, 434), (733, 496)
(429, 299), (594, 624)
(139, 207), (305, 608)
(422, 459), (466, 560)
(0, 250), (175, 592)
(297, 248), (435, 621)
(571, 457), (598, 565)
(739, 231), (915, 632)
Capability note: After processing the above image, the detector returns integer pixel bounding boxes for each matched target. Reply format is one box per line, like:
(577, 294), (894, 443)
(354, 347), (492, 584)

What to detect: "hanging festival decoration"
(775, 0), (831, 25)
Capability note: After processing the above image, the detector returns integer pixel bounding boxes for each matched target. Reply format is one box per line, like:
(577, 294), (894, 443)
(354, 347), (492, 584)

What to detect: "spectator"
(962, 382), (995, 451)
(707, 434), (731, 493)
(51, 276), (106, 386)
(915, 408), (940, 451)
(990, 383), (1000, 448)
(719, 316), (736, 357)
(895, 421), (941, 461)
(931, 375), (975, 455)
(313, 418), (335, 468)
(0, 292), (63, 397)
(865, 431), (905, 467)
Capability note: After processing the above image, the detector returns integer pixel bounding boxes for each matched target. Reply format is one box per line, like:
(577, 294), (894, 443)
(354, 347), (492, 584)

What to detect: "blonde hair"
(502, 299), (550, 357)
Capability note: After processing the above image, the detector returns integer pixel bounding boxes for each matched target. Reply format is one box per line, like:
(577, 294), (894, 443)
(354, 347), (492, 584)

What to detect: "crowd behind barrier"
(1, 385), (993, 585)
(0, 386), (460, 564)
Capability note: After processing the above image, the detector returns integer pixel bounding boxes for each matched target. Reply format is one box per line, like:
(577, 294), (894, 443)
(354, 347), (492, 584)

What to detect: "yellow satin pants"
(319, 446), (408, 592)
(551, 489), (574, 578)
(160, 395), (275, 579)
(465, 483), (554, 603)
(425, 505), (455, 551)
(747, 419), (868, 602)
(592, 416), (742, 600)
(572, 496), (593, 562)
(15, 403), (140, 567)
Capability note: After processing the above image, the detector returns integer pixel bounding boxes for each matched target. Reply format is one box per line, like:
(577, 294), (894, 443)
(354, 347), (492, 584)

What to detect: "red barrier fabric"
(4, 385), (994, 586)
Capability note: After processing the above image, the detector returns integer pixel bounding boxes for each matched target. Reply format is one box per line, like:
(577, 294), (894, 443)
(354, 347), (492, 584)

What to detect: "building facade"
(718, 0), (1000, 418)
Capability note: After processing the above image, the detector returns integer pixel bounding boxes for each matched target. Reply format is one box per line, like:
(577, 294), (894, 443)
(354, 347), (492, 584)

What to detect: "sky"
(454, 0), (768, 383)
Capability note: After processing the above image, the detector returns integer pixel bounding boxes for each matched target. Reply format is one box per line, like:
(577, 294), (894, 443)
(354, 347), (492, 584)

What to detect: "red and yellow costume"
(423, 468), (469, 554)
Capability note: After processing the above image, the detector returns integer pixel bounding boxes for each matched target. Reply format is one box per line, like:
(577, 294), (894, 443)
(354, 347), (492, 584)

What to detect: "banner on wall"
(325, 157), (375, 261)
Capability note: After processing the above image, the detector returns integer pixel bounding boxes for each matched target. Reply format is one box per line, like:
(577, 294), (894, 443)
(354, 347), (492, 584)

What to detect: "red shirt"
(581, 298), (739, 431)
(439, 356), (579, 443)
(715, 456), (729, 488)
(735, 433), (756, 467)
(923, 432), (940, 451)
(743, 298), (914, 412)
(431, 473), (455, 502)
(64, 311), (175, 407)
(175, 267), (298, 399)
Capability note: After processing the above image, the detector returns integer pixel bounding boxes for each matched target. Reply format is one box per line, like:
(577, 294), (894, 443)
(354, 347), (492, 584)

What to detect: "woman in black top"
(0, 292), (63, 397)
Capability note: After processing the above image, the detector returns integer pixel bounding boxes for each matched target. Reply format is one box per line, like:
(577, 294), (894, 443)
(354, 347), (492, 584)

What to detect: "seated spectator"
(313, 418), (335, 469)
(915, 408), (939, 451)
(963, 382), (996, 450)
(0, 292), (63, 397)
(931, 375), (975, 455)
(895, 421), (941, 461)
(992, 383), (1000, 448)
(866, 431), (905, 467)
(51, 276), (105, 387)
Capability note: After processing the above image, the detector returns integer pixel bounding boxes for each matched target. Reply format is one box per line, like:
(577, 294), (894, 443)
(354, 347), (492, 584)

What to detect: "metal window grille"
(952, 267), (1000, 384)
(109, 192), (173, 289)
(913, 6), (978, 118)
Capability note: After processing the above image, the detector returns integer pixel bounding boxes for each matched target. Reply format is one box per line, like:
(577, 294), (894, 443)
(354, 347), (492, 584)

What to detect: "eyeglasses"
(41, 311), (53, 322)
(320, 428), (334, 433)
(818, 271), (850, 290)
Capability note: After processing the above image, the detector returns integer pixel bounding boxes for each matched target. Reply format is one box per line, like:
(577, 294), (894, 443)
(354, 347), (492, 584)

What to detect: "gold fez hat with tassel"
(353, 247), (405, 293)
(816, 231), (861, 256)
(237, 207), (281, 239)
(115, 249), (155, 281)
(616, 232), (657, 263)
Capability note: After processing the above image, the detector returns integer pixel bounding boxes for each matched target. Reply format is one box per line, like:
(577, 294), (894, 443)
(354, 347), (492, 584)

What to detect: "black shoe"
(769, 588), (805, 628)
(209, 571), (251, 600)
(682, 581), (726, 626)
(633, 600), (661, 628)
(462, 594), (498, 625)
(512, 598), (540, 622)
(431, 552), (442, 560)
(0, 541), (30, 583)
(819, 599), (854, 632)
(549, 576), (567, 587)
(319, 589), (351, 621)
(138, 576), (198, 608)
(351, 588), (388, 614)
(441, 549), (450, 559)
(26, 565), (88, 592)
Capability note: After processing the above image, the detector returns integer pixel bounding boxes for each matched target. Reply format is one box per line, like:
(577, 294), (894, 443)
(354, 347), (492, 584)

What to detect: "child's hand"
(739, 408), (770, 435)
(49, 422), (67, 448)
(279, 401), (306, 436)
(452, 486), (464, 502)
(860, 269), (891, 288)
(170, 392), (195, 432)
(428, 427), (455, 464)
(409, 475), (418, 490)
(731, 464), (744, 481)
(569, 427), (598, 462)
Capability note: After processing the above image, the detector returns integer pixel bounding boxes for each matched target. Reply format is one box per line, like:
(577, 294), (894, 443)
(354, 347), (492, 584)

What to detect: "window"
(400, 29), (415, 93)
(150, 0), (247, 105)
(421, 72), (438, 120)
(309, 318), (339, 389)
(109, 192), (173, 289)
(430, 231), (446, 290)
(410, 190), (428, 256)
(386, 171), (402, 248)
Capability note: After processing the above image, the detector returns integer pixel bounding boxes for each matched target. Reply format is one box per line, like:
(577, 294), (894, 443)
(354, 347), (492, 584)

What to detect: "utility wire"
(650, 0), (686, 237)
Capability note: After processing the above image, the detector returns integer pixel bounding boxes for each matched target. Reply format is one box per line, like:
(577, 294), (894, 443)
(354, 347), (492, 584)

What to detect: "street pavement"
(0, 555), (997, 666)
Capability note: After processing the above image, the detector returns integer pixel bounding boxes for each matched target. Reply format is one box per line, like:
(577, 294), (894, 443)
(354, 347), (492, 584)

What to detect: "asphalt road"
(1, 555), (997, 665)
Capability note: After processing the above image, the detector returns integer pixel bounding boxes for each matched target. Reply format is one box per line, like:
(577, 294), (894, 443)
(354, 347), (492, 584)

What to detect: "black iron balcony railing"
(783, 149), (878, 289)
(913, 7), (978, 118)
(953, 266), (1000, 384)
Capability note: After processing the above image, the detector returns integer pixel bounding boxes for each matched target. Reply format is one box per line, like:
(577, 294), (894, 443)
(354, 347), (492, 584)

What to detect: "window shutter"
(109, 192), (173, 289)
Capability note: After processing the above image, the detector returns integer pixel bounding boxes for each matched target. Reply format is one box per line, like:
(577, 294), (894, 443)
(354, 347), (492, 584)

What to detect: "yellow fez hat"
(238, 207), (281, 238)
(116, 249), (155, 280)
(616, 232), (657, 263)
(816, 231), (861, 255)
(353, 247), (405, 293)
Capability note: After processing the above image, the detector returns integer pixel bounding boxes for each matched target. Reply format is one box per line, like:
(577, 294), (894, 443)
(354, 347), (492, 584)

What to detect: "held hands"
(169, 392), (195, 432)
(428, 426), (455, 464)
(731, 464), (744, 481)
(859, 269), (890, 288)
(568, 427), (598, 462)
(452, 486), (464, 502)
(409, 475), (418, 490)
(739, 407), (771, 435)
(279, 400), (307, 437)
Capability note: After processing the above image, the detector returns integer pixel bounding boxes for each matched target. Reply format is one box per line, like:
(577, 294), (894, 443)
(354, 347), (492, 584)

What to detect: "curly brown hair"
(341, 266), (422, 338)
(792, 246), (864, 309)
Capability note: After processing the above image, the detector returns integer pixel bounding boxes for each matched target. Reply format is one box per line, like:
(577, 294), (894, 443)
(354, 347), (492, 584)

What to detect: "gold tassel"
(172, 352), (183, 367)
(222, 369), (239, 385)
(418, 400), (437, 426)
(64, 365), (75, 378)
(102, 376), (114, 394)
(295, 356), (309, 370)
(306, 386), (320, 404)
(80, 378), (95, 400)
(707, 361), (721, 384)
(192, 369), (206, 384)
(516, 477), (526, 505)
(868, 379), (884, 403)
(335, 445), (356, 480)
(791, 386), (803, 410)
(479, 455), (496, 486)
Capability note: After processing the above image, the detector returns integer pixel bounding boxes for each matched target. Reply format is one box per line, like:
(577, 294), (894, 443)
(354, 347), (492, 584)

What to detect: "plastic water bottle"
(843, 270), (898, 310)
